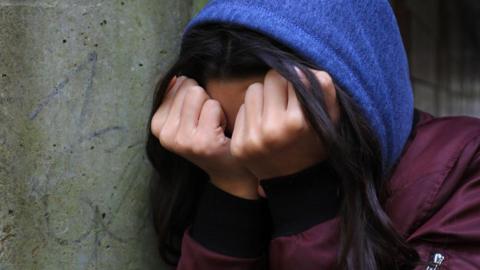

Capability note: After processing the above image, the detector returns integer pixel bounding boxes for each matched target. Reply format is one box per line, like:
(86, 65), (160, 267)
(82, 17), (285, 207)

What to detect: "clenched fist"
(150, 76), (259, 199)
(151, 68), (339, 199)
(230, 69), (339, 181)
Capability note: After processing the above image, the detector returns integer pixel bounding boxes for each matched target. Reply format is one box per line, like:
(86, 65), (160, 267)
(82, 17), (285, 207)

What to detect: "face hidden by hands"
(151, 68), (340, 199)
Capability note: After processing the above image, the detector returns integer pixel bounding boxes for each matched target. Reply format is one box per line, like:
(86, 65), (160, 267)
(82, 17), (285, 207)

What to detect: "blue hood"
(182, 0), (414, 169)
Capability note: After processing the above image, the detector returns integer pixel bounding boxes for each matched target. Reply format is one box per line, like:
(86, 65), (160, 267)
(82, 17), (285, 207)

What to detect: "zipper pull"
(426, 252), (445, 270)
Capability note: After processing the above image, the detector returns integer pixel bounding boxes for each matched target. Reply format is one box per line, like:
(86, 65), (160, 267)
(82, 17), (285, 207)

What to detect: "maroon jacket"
(176, 109), (480, 269)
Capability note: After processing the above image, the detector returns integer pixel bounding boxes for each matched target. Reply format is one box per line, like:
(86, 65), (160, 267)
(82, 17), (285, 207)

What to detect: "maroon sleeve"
(176, 181), (270, 270)
(178, 227), (268, 270)
(408, 136), (480, 270)
(259, 162), (342, 270)
(177, 161), (342, 270)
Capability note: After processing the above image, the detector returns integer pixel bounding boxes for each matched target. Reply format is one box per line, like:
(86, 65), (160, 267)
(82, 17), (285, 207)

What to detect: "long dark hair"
(145, 23), (419, 270)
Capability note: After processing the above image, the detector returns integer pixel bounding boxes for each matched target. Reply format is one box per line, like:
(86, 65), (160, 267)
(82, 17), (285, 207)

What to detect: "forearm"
(177, 162), (342, 270)
(177, 181), (270, 270)
(259, 161), (342, 270)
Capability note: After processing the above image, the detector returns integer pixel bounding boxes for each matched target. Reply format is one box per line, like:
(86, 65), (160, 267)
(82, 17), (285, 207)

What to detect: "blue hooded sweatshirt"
(182, 0), (414, 170)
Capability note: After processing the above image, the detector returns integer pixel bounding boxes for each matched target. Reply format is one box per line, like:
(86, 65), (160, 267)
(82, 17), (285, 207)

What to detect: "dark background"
(392, 0), (480, 116)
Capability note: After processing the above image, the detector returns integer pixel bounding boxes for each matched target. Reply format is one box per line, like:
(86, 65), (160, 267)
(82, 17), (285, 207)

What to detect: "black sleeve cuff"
(189, 181), (271, 258)
(259, 162), (341, 237)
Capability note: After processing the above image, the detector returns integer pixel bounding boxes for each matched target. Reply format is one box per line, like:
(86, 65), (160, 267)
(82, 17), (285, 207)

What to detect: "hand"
(150, 76), (259, 199)
(230, 68), (340, 181)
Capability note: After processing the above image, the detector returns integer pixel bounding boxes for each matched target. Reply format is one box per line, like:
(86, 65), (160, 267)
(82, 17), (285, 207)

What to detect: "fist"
(230, 68), (339, 181)
(150, 76), (259, 199)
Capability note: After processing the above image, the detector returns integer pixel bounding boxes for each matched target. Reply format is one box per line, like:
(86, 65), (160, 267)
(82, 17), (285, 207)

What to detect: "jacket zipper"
(425, 253), (445, 270)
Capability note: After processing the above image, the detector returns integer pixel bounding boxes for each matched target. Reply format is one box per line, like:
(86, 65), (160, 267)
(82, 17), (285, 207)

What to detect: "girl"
(146, 0), (480, 269)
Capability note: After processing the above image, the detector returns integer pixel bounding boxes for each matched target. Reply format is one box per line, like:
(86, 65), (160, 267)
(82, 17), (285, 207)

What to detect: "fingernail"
(294, 66), (305, 78)
(294, 66), (309, 85)
(294, 66), (301, 75)
(167, 75), (177, 90)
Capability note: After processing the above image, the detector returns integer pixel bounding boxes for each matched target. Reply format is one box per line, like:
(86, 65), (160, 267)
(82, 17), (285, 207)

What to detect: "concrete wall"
(0, 0), (194, 269)
(192, 0), (209, 15)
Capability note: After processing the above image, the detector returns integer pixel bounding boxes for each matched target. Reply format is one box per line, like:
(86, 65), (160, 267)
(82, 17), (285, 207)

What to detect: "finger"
(197, 99), (227, 131)
(151, 76), (185, 136)
(231, 103), (246, 155)
(286, 80), (302, 114)
(154, 76), (189, 125)
(232, 103), (246, 137)
(295, 67), (332, 99)
(179, 86), (209, 132)
(167, 75), (177, 92)
(313, 70), (340, 123)
(294, 66), (309, 87)
(163, 78), (200, 132)
(162, 76), (187, 108)
(167, 76), (198, 105)
(263, 69), (288, 119)
(313, 70), (336, 103)
(244, 83), (264, 129)
(288, 67), (317, 112)
(294, 66), (325, 97)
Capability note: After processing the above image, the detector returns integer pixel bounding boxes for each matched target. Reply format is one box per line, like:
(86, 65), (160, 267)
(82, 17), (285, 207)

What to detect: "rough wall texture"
(0, 0), (193, 269)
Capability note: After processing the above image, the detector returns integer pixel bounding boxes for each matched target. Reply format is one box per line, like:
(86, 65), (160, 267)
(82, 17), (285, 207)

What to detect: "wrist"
(209, 177), (260, 200)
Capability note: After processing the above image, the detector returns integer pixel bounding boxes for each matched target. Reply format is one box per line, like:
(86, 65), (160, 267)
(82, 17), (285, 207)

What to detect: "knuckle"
(188, 85), (207, 96)
(158, 127), (174, 150)
(261, 123), (284, 144)
(231, 135), (253, 160)
(204, 99), (220, 109)
(244, 83), (263, 103)
(249, 82), (264, 90)
(151, 109), (169, 137)
(246, 132), (268, 154)
(173, 78), (199, 97)
(181, 77), (200, 88)
(230, 141), (247, 160)
(191, 135), (212, 156)
(190, 142), (206, 156)
(246, 82), (263, 95)
(188, 77), (200, 85)
(265, 69), (281, 81)
(316, 71), (333, 87)
(183, 86), (206, 104)
(150, 116), (161, 137)
(173, 133), (192, 154)
(286, 113), (308, 133)
(201, 99), (222, 115)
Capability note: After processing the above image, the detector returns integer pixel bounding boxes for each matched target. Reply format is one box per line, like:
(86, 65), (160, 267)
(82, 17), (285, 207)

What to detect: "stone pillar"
(0, 0), (193, 269)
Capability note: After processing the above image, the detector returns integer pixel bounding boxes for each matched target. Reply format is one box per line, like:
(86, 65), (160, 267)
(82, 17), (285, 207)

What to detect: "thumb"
(198, 99), (228, 131)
